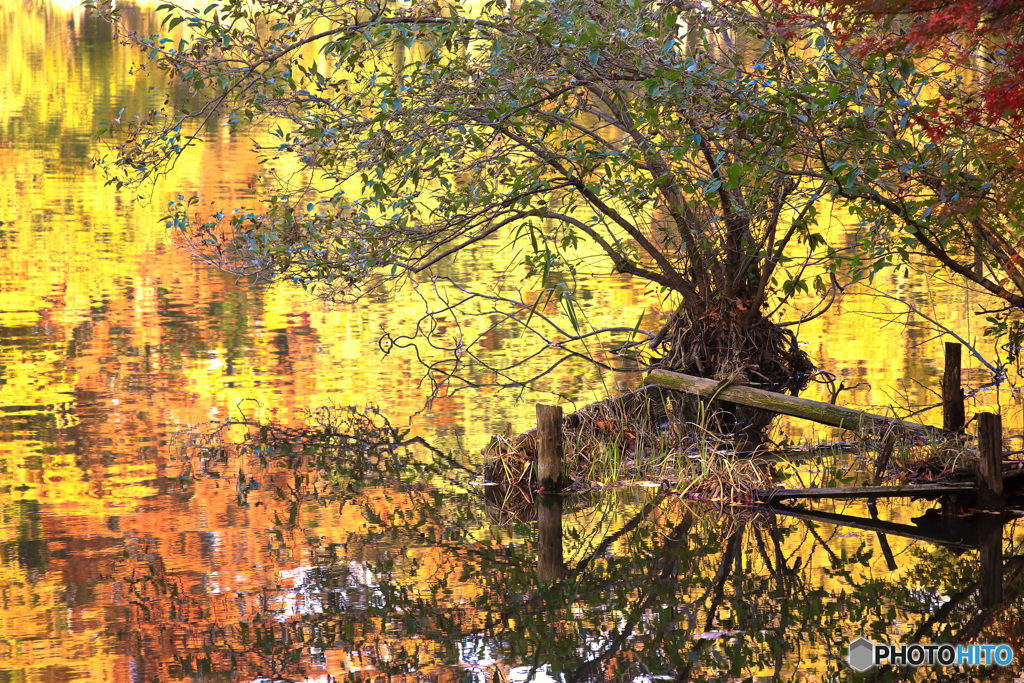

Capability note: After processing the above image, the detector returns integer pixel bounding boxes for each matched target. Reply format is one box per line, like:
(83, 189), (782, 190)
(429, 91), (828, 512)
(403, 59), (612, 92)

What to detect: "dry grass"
(871, 429), (980, 483)
(483, 390), (1003, 520)
(483, 390), (780, 507)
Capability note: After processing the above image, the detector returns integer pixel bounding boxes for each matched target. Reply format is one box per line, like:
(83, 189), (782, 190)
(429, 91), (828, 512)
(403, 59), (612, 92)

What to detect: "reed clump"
(872, 433), (995, 484)
(483, 390), (778, 506)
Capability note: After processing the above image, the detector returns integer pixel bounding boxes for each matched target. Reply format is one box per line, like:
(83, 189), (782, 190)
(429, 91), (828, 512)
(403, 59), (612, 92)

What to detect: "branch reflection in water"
(116, 405), (1024, 681)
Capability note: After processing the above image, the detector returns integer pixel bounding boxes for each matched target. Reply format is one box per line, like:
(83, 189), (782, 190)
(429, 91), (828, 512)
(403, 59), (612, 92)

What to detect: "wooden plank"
(756, 482), (975, 501)
(645, 369), (939, 434)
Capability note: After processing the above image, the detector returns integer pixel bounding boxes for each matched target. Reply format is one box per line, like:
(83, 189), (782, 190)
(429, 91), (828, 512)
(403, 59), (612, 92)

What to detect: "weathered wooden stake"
(942, 342), (966, 433)
(977, 412), (1004, 509)
(536, 404), (564, 492)
(537, 495), (565, 582)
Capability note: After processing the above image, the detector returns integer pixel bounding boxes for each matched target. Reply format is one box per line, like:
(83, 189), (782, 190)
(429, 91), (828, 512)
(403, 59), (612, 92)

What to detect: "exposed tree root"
(657, 311), (813, 392)
(655, 311), (814, 436)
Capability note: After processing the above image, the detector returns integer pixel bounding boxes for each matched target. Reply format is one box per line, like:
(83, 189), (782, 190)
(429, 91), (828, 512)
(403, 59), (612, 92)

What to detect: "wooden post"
(942, 342), (966, 433)
(869, 431), (898, 570)
(536, 404), (563, 492)
(977, 412), (1004, 509)
(537, 495), (565, 582)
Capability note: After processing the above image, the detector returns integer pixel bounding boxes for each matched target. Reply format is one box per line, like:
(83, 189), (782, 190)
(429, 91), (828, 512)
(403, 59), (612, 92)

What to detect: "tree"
(91, 0), (975, 402)
(798, 0), (1024, 123)
(767, 0), (1024, 358)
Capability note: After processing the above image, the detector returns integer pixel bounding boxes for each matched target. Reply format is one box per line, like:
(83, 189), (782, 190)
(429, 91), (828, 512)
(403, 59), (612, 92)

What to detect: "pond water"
(3, 2), (1024, 681)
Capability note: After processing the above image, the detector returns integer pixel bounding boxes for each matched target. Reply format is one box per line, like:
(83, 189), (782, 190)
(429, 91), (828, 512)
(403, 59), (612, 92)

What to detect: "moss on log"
(645, 369), (939, 435)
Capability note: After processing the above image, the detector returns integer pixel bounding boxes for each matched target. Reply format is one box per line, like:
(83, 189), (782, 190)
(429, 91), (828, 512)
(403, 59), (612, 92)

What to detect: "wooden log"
(536, 404), (564, 491)
(978, 412), (1004, 509)
(646, 369), (938, 435)
(942, 342), (966, 433)
(757, 482), (976, 501)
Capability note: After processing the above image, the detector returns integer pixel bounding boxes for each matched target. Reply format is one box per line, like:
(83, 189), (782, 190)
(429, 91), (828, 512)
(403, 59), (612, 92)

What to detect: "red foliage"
(766, 0), (1024, 123)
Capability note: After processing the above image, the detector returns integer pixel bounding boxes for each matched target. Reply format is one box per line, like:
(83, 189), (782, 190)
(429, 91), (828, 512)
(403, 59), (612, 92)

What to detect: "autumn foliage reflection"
(101, 406), (1024, 682)
(116, 406), (460, 681)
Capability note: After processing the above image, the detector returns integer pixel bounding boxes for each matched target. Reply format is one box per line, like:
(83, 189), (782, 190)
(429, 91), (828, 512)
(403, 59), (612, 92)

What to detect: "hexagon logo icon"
(848, 638), (876, 671)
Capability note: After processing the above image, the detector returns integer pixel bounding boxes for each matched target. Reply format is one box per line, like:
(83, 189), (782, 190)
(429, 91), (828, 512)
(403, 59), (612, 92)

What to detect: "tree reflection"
(115, 406), (1024, 681)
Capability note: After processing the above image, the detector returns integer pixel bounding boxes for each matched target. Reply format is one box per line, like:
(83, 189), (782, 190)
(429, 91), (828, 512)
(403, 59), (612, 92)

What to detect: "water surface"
(2, 3), (1024, 681)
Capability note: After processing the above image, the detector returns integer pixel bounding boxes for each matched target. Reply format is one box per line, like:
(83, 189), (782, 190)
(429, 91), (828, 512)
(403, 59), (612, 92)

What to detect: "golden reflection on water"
(2, 2), (1024, 681)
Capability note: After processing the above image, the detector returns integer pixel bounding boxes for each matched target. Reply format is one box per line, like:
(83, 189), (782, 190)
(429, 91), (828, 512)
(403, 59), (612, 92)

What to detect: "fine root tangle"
(657, 311), (814, 438)
(658, 310), (813, 392)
